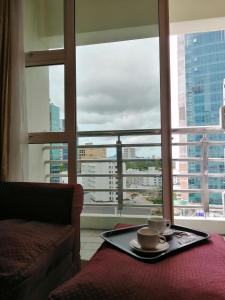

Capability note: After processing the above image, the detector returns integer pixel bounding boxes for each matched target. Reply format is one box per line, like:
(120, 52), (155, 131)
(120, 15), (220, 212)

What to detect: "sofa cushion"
(0, 219), (74, 299)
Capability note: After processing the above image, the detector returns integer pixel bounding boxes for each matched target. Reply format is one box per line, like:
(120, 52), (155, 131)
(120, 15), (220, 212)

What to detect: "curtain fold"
(0, 0), (28, 182)
(0, 0), (11, 181)
(9, 0), (28, 181)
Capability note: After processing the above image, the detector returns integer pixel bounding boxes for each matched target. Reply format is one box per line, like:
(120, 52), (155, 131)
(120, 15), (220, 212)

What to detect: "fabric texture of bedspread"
(49, 225), (225, 300)
(0, 219), (74, 299)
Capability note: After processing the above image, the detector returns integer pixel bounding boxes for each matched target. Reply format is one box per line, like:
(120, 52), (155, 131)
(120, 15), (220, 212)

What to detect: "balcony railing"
(43, 126), (225, 218)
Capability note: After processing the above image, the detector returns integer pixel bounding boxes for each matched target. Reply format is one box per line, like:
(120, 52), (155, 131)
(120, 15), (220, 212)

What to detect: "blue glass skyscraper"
(183, 30), (225, 204)
(50, 103), (61, 183)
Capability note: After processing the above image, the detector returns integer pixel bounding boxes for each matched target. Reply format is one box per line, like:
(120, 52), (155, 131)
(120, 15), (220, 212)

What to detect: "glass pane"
(28, 144), (68, 183)
(170, 1), (225, 219)
(76, 0), (161, 216)
(76, 0), (160, 131)
(23, 0), (64, 51)
(26, 65), (65, 132)
(82, 191), (163, 216)
(77, 134), (162, 215)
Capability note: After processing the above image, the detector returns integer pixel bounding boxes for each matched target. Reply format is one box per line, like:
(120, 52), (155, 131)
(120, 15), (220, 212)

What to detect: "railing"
(173, 126), (225, 214)
(43, 126), (225, 218)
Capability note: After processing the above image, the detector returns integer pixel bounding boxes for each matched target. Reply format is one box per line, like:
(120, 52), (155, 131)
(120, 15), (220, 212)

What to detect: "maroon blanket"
(50, 226), (225, 300)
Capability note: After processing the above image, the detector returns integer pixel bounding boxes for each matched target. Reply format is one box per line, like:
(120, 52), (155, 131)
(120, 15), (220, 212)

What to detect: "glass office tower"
(50, 103), (62, 183)
(180, 30), (225, 204)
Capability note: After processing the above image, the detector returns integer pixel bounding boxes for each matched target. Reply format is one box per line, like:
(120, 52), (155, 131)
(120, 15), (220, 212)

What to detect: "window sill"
(81, 214), (225, 234)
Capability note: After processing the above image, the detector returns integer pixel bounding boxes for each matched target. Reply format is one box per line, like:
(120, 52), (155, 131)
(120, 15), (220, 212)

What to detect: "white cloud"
(49, 37), (162, 131)
(76, 37), (161, 131)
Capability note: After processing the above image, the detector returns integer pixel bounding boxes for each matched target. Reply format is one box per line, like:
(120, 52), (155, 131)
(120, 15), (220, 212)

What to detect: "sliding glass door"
(76, 0), (172, 218)
(23, 0), (172, 220)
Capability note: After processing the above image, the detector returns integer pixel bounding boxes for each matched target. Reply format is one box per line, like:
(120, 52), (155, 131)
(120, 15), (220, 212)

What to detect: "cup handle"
(159, 235), (166, 244)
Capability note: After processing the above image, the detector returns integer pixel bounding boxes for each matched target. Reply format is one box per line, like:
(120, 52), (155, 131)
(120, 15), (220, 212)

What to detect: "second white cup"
(147, 217), (171, 234)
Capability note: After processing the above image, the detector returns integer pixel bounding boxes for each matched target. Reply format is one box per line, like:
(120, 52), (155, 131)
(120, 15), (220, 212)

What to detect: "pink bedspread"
(50, 225), (225, 300)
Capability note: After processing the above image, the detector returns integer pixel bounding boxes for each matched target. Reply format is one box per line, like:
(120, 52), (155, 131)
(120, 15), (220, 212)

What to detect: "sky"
(49, 36), (179, 157)
(50, 36), (179, 130)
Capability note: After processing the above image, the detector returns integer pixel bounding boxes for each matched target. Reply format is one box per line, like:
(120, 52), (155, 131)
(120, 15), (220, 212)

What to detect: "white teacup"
(137, 227), (166, 249)
(148, 218), (171, 234)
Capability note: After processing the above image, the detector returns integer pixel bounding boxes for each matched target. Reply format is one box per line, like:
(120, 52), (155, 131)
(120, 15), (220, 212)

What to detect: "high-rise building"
(123, 147), (136, 159)
(81, 161), (117, 203)
(178, 30), (225, 205)
(78, 144), (106, 160)
(78, 145), (117, 203)
(50, 103), (62, 183)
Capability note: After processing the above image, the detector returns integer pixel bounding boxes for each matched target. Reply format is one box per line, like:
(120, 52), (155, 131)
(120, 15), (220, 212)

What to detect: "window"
(23, 0), (172, 219)
(24, 0), (76, 183)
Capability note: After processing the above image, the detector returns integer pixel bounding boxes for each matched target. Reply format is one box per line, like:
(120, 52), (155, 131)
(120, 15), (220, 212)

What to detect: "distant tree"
(125, 160), (162, 171)
(152, 197), (163, 205)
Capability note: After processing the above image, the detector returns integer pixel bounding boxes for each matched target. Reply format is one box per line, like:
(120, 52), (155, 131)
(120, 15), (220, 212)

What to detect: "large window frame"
(26, 0), (77, 183)
(25, 0), (172, 221)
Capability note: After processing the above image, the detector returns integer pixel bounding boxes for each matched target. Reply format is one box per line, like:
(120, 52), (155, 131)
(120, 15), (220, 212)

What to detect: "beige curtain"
(8, 0), (28, 181)
(0, 0), (11, 181)
(0, 0), (28, 182)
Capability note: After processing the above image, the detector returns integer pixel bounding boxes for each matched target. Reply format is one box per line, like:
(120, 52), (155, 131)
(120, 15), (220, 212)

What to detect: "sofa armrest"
(0, 182), (83, 225)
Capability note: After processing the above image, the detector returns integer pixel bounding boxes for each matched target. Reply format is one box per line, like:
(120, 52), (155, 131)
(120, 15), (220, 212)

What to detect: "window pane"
(170, 3), (225, 218)
(76, 0), (161, 216)
(77, 134), (162, 216)
(23, 0), (64, 51)
(76, 0), (160, 131)
(28, 144), (68, 183)
(26, 65), (65, 132)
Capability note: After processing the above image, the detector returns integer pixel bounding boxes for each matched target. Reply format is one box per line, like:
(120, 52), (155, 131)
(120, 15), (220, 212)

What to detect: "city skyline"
(47, 29), (225, 216)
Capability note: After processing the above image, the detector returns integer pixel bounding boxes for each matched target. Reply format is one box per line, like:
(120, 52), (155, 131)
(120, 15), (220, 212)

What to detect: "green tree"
(125, 160), (161, 171)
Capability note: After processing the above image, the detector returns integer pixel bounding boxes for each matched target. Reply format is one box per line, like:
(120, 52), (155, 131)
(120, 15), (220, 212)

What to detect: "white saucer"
(162, 228), (174, 237)
(129, 239), (169, 254)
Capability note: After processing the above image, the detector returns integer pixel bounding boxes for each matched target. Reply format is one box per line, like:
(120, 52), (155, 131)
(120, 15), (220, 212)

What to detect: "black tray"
(100, 224), (209, 262)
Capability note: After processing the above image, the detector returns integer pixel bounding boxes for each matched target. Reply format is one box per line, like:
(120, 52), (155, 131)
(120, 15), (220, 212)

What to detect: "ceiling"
(24, 0), (225, 47)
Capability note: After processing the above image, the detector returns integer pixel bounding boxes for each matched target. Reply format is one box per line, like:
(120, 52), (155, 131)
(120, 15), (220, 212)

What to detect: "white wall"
(23, 0), (51, 182)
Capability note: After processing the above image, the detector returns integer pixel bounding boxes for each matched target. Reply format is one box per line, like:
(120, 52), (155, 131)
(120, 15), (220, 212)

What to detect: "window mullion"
(159, 0), (173, 222)
(64, 0), (76, 183)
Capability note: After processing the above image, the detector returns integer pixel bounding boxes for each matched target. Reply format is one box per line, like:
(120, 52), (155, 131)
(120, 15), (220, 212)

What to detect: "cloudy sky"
(50, 37), (163, 129)
(49, 36), (178, 157)
(76, 37), (162, 131)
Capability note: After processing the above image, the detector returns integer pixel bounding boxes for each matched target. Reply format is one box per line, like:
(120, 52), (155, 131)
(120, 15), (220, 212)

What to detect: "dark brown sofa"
(0, 181), (83, 300)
